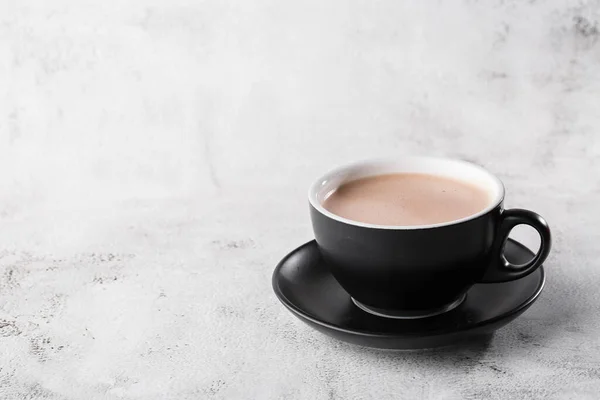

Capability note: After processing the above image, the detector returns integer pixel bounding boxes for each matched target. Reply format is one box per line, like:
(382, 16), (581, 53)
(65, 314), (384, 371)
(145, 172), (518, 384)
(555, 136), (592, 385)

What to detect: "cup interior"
(308, 157), (505, 230)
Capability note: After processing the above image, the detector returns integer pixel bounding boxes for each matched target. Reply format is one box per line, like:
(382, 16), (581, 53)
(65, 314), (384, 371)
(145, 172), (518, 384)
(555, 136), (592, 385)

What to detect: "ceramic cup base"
(351, 294), (467, 319)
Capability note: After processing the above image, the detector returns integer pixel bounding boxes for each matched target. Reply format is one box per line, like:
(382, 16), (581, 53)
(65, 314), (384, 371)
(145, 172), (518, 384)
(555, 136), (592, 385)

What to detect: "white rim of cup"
(308, 156), (506, 230)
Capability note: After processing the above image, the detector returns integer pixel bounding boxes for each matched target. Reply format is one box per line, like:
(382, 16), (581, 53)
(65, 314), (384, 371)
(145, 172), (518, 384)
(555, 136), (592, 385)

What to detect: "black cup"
(309, 157), (551, 318)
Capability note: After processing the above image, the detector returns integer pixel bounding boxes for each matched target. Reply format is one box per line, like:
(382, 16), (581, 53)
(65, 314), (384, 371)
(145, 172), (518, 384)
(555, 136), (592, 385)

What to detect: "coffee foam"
(322, 173), (491, 226)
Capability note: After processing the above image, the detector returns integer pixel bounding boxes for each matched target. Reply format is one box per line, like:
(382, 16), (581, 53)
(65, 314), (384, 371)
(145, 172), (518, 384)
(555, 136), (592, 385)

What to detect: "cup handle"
(479, 209), (551, 283)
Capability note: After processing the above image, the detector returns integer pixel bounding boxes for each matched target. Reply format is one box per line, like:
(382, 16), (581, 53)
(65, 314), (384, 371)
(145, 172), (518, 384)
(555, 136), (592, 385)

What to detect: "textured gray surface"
(1, 0), (600, 399)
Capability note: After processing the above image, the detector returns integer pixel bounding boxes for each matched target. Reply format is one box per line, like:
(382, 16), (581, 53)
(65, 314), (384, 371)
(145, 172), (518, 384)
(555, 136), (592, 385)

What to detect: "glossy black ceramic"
(311, 205), (550, 313)
(309, 158), (551, 315)
(272, 239), (545, 350)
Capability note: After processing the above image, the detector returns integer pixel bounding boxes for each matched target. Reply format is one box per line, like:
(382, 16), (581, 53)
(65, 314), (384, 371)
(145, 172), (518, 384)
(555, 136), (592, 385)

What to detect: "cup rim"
(308, 156), (506, 230)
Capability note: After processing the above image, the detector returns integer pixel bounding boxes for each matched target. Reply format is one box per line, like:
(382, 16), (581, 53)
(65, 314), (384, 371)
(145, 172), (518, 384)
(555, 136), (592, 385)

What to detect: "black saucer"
(272, 239), (545, 350)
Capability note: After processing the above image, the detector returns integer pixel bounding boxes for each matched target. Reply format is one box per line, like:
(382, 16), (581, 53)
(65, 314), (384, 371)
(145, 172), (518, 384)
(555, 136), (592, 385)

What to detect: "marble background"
(1, 0), (600, 399)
